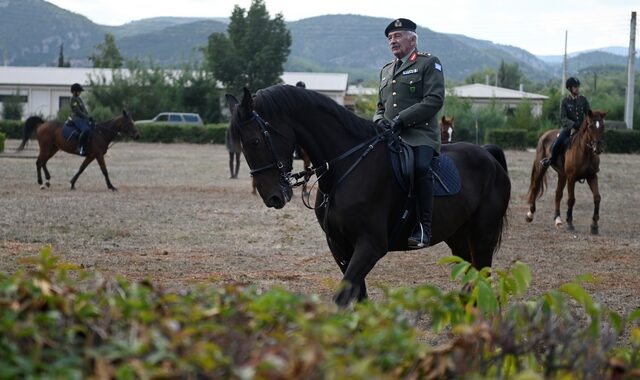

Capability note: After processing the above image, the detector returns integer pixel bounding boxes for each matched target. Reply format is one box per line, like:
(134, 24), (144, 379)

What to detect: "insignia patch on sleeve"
(434, 62), (442, 72)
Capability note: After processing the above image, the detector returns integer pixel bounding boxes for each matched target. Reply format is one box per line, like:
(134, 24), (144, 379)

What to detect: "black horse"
(227, 85), (511, 307)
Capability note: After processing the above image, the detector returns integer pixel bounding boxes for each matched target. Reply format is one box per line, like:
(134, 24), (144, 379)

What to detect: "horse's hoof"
(567, 224), (575, 232)
(554, 216), (563, 227)
(40, 184), (46, 190)
(525, 211), (534, 223)
(590, 225), (599, 235)
(109, 187), (118, 192)
(45, 181), (50, 188)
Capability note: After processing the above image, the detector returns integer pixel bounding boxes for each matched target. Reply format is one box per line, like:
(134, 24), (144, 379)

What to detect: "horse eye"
(251, 138), (260, 146)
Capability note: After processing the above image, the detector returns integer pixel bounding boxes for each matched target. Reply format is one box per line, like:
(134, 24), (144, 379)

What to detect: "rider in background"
(540, 77), (591, 168)
(70, 83), (92, 156)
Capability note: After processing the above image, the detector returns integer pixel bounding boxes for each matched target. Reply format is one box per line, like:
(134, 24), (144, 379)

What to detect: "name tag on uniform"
(402, 69), (418, 75)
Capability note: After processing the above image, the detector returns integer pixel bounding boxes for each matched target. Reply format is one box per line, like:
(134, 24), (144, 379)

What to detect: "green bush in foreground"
(0, 132), (5, 153)
(1, 247), (639, 379)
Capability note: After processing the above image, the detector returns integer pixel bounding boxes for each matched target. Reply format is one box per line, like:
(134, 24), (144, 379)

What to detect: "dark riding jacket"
(560, 94), (591, 130)
(373, 49), (445, 153)
(70, 95), (90, 120)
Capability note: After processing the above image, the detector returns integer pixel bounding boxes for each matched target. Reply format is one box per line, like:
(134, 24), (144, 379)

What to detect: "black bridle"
(238, 111), (294, 198)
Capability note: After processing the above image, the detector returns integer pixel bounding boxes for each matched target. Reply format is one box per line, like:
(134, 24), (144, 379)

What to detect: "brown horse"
(525, 110), (606, 234)
(17, 110), (140, 191)
(440, 116), (454, 144)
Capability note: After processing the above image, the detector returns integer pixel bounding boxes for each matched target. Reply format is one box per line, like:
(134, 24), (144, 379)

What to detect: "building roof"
(451, 83), (548, 100)
(0, 66), (117, 87)
(280, 72), (348, 92)
(0, 67), (349, 93)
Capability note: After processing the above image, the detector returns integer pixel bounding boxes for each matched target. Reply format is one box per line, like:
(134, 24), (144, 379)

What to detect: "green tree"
(202, 0), (291, 93)
(509, 100), (536, 130)
(497, 60), (522, 90)
(57, 44), (70, 67)
(88, 33), (123, 69)
(465, 67), (497, 85)
(1, 92), (24, 120)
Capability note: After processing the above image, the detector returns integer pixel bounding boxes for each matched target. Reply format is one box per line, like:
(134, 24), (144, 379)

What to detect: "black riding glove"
(391, 115), (403, 131)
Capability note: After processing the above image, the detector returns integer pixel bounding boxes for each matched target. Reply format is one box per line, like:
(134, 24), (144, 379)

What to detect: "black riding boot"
(77, 131), (89, 156)
(408, 169), (434, 248)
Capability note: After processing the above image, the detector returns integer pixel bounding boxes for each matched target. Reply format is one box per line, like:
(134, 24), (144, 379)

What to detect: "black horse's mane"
(254, 85), (379, 139)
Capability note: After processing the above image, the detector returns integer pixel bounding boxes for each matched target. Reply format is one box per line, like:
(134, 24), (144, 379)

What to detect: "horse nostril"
(268, 195), (284, 209)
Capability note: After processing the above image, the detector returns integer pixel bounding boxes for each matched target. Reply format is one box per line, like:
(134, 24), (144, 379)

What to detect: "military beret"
(384, 18), (417, 37)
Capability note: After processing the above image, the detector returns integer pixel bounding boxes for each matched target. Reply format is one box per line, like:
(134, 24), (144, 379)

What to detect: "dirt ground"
(1, 139), (639, 318)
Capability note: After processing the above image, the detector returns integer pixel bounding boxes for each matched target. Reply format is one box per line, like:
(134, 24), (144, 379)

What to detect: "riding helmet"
(565, 77), (580, 89)
(71, 83), (84, 93)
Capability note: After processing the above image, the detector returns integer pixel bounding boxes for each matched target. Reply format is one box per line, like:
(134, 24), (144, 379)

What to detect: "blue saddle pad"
(389, 144), (461, 197)
(432, 154), (461, 196)
(62, 121), (79, 141)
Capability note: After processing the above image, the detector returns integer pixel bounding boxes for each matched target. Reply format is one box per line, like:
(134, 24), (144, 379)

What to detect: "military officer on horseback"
(70, 83), (92, 156)
(541, 77), (591, 168)
(373, 18), (445, 249)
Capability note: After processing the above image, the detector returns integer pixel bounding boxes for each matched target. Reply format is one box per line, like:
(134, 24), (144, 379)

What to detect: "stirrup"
(408, 224), (427, 248)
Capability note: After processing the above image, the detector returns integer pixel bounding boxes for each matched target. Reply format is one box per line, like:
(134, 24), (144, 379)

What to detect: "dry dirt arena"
(1, 139), (639, 317)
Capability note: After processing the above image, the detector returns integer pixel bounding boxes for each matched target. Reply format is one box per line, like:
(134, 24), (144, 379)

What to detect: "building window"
(59, 96), (70, 109)
(0, 94), (28, 103)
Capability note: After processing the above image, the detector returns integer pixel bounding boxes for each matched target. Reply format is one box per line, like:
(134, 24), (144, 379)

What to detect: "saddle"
(62, 119), (80, 141)
(388, 139), (461, 197)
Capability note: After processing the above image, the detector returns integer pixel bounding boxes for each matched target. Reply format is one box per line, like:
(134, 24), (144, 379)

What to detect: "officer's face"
(387, 31), (416, 58)
(570, 86), (580, 96)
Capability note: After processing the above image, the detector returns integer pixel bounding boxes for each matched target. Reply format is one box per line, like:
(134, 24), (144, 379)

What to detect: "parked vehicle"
(135, 112), (204, 126)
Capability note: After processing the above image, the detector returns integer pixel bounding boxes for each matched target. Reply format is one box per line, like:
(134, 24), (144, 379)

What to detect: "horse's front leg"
(586, 176), (601, 235)
(565, 177), (577, 231)
(333, 233), (386, 307)
(554, 173), (567, 227)
(70, 157), (94, 190)
(95, 154), (116, 191)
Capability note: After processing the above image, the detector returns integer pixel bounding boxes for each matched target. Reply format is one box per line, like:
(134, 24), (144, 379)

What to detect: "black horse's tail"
(17, 115), (45, 151)
(482, 144), (510, 254)
(483, 144), (508, 174)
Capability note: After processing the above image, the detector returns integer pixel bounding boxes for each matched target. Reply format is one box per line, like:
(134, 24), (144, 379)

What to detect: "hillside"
(0, 0), (634, 82)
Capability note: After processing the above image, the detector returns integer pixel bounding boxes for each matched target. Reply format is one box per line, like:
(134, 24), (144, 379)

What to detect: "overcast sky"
(46, 0), (637, 56)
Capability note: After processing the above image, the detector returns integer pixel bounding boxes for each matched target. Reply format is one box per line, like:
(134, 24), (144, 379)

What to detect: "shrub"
(0, 132), (5, 152)
(0, 120), (23, 139)
(485, 128), (527, 150)
(1, 93), (24, 120)
(134, 123), (227, 144)
(1, 247), (639, 379)
(604, 129), (640, 153)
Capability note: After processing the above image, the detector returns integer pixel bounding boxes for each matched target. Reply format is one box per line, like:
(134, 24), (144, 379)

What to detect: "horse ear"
(225, 94), (239, 114)
(588, 109), (593, 118)
(241, 87), (253, 111)
(441, 115), (446, 123)
(122, 109), (128, 117)
(450, 116), (454, 123)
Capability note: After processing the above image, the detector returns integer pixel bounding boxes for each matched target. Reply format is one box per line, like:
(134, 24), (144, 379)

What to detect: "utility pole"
(561, 30), (568, 114)
(624, 11), (636, 130)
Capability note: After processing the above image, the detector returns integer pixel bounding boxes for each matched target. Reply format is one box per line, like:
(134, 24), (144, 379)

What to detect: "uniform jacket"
(70, 95), (90, 120)
(560, 94), (591, 130)
(373, 49), (445, 152)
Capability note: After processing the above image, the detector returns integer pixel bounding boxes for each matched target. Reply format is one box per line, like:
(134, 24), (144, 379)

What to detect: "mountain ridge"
(0, 0), (635, 82)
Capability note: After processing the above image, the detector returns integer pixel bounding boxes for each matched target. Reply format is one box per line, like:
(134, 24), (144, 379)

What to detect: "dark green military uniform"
(70, 95), (89, 120)
(560, 94), (591, 130)
(373, 49), (445, 153)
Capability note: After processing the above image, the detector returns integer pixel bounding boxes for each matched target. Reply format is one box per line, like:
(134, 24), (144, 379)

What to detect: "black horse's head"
(115, 110), (140, 140)
(226, 88), (295, 209)
(582, 110), (606, 155)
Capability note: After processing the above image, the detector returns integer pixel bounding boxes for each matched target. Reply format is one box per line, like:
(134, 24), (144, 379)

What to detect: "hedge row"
(484, 128), (527, 150)
(0, 120), (229, 144)
(133, 123), (228, 144)
(0, 132), (5, 153)
(605, 129), (640, 153)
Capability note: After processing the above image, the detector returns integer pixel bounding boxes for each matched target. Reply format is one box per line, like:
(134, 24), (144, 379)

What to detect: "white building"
(450, 83), (548, 117)
(0, 67), (350, 119)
